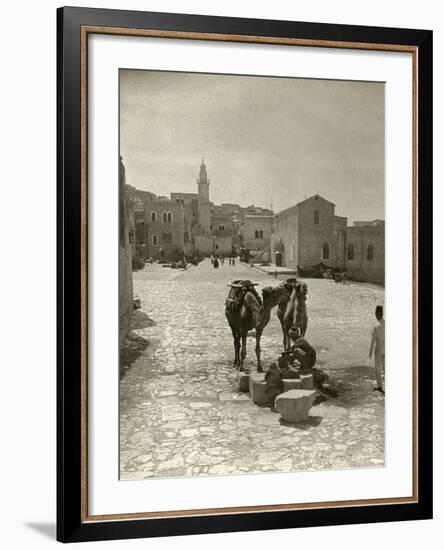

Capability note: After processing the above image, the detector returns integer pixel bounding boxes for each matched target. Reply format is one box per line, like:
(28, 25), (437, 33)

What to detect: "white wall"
(0, 1), (441, 549)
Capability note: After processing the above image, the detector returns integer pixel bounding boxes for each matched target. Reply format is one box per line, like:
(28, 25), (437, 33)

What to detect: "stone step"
(283, 378), (302, 391)
(239, 372), (250, 393)
(300, 373), (314, 390)
(249, 372), (270, 406)
(248, 372), (305, 405)
(275, 389), (317, 423)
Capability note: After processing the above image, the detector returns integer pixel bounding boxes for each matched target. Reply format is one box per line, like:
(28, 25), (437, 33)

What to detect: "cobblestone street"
(120, 259), (385, 480)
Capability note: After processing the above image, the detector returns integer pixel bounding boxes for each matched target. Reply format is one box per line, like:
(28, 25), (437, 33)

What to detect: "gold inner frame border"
(79, 25), (419, 523)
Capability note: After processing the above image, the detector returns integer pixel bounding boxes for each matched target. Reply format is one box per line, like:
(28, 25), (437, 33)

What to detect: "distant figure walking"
(369, 305), (385, 394)
(232, 258), (236, 267)
(221, 257), (225, 266)
(213, 258), (219, 269)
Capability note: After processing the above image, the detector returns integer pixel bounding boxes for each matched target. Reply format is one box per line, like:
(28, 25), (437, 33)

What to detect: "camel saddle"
(225, 280), (262, 312)
(280, 277), (299, 296)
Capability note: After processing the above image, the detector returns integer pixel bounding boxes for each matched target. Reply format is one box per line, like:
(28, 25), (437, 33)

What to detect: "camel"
(225, 281), (289, 372)
(277, 280), (308, 350)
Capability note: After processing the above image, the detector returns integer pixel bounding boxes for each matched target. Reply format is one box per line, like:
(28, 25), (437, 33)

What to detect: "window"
(162, 212), (168, 223)
(367, 244), (374, 261)
(184, 231), (189, 243)
(162, 233), (172, 244)
(255, 230), (259, 239)
(322, 242), (330, 260)
(219, 225), (225, 231)
(314, 210), (320, 224)
(151, 212), (156, 222)
(167, 212), (172, 223)
(152, 235), (158, 246)
(259, 229), (264, 239)
(347, 243), (354, 260)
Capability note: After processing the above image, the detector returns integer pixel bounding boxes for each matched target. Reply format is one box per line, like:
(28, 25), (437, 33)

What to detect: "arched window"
(151, 212), (156, 222)
(167, 212), (172, 223)
(322, 242), (330, 260)
(367, 244), (374, 261)
(152, 235), (158, 246)
(347, 243), (354, 260)
(162, 212), (168, 223)
(184, 231), (189, 243)
(255, 230), (259, 239)
(259, 229), (264, 239)
(314, 210), (320, 224)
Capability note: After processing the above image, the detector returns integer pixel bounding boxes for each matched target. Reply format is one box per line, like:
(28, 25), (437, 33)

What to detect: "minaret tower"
(197, 157), (210, 202)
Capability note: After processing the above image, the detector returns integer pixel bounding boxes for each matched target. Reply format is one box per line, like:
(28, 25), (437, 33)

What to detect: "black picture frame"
(57, 6), (433, 543)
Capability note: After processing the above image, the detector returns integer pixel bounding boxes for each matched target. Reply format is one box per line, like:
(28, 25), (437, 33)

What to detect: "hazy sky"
(120, 70), (384, 222)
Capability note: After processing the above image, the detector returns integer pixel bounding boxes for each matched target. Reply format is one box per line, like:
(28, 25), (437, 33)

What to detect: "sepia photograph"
(118, 69), (385, 481)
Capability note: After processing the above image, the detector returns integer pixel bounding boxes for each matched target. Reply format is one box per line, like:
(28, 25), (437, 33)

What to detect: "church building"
(272, 194), (384, 284)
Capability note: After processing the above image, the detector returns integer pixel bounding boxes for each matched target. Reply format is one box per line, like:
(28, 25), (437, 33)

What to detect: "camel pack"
(225, 280), (262, 314)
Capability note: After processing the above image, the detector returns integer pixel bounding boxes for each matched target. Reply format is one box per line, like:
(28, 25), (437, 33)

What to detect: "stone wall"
(194, 235), (216, 256)
(119, 157), (134, 344)
(214, 235), (233, 256)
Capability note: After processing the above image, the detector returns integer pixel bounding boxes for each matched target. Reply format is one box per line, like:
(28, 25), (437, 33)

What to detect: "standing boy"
(369, 305), (385, 394)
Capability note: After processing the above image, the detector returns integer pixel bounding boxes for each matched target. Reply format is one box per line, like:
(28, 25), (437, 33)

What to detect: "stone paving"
(120, 259), (385, 480)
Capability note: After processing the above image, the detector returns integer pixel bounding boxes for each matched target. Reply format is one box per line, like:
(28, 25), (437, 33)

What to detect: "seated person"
(277, 353), (299, 377)
(286, 326), (316, 372)
(264, 363), (284, 409)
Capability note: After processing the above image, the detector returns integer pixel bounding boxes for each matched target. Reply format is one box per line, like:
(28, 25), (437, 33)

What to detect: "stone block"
(249, 372), (265, 392)
(249, 372), (270, 406)
(283, 378), (302, 391)
(300, 373), (314, 390)
(275, 389), (317, 423)
(239, 373), (250, 393)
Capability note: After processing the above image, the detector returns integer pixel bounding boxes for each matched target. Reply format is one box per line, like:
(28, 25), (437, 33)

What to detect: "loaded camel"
(277, 279), (308, 350)
(225, 280), (289, 372)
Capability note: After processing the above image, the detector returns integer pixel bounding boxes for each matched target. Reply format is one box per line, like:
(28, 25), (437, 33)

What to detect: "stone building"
(126, 160), (274, 261)
(196, 159), (212, 234)
(193, 234), (232, 256)
(272, 194), (384, 284)
(145, 199), (193, 261)
(240, 214), (273, 261)
(169, 160), (212, 240)
(273, 195), (343, 269)
(344, 221), (385, 284)
(132, 196), (147, 263)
